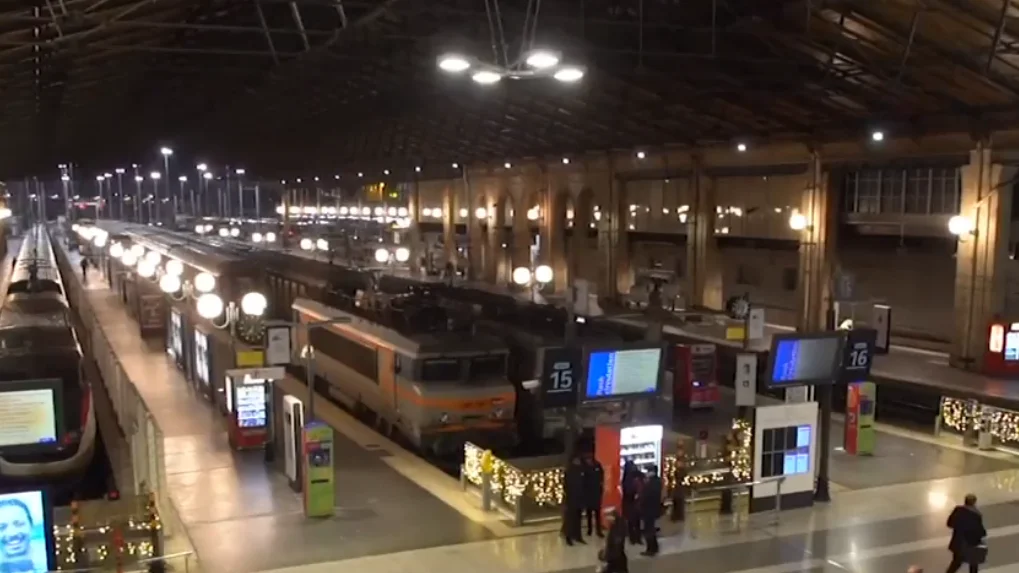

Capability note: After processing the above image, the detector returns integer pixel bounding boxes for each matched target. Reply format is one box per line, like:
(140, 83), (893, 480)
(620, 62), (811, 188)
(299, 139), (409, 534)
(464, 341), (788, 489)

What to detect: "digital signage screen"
(766, 333), (844, 388)
(583, 346), (663, 400)
(0, 489), (55, 572)
(0, 384), (61, 449)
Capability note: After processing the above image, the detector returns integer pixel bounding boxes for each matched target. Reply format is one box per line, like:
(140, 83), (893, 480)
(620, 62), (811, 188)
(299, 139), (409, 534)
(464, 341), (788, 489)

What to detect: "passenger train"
(0, 225), (96, 485)
(92, 222), (519, 455)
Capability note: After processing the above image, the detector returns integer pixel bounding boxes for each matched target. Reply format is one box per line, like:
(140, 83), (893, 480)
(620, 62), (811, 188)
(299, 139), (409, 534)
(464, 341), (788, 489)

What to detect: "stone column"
(485, 192), (505, 284)
(569, 192), (593, 286)
(951, 142), (1016, 368)
(466, 177), (485, 282)
(598, 168), (629, 299)
(686, 158), (724, 310)
(795, 152), (837, 332)
(441, 182), (456, 267)
(407, 178), (423, 275)
(539, 172), (568, 293)
(511, 185), (534, 274)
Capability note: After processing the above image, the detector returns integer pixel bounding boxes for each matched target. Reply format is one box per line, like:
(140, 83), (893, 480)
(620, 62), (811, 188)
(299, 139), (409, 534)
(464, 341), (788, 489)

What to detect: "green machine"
(301, 421), (335, 518)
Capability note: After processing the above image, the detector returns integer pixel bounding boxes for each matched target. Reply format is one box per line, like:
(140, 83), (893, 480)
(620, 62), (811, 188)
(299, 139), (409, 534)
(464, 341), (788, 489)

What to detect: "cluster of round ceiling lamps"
(438, 49), (585, 85)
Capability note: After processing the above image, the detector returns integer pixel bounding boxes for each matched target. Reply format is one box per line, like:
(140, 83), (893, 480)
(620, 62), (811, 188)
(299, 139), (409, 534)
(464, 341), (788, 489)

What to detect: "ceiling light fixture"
(737, 142), (747, 152)
(525, 50), (560, 69)
(871, 130), (885, 142)
(438, 54), (471, 73)
(438, 44), (585, 85)
(471, 70), (502, 85)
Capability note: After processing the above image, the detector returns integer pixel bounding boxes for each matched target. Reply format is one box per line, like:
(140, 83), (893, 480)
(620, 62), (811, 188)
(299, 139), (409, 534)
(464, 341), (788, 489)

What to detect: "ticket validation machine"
(673, 344), (720, 409)
(983, 320), (1019, 377)
(302, 421), (335, 518)
(844, 382), (876, 455)
(282, 395), (305, 492)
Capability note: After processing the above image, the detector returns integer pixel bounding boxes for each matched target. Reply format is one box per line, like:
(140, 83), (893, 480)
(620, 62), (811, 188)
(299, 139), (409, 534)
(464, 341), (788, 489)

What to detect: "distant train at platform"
(0, 225), (95, 488)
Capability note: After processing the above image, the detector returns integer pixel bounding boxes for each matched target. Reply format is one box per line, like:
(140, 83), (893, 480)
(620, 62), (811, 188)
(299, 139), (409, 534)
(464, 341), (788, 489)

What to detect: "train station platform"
(57, 247), (515, 572)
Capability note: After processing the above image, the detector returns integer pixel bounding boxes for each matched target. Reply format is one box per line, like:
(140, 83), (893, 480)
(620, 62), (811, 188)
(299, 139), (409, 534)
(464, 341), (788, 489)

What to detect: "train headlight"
(252, 232), (263, 243)
(194, 224), (205, 234)
(316, 238), (329, 251)
(230, 228), (240, 237)
(374, 248), (390, 263)
(300, 238), (313, 251)
(265, 232), (277, 243)
(194, 272), (216, 293)
(439, 413), (450, 425)
(394, 247), (410, 263)
(196, 293), (224, 319)
(241, 292), (267, 317)
(159, 274), (181, 294)
(218, 228), (229, 237)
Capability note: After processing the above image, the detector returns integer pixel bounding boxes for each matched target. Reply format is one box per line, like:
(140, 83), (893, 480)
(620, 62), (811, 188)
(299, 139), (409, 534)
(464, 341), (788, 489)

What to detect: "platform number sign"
(839, 328), (877, 384)
(541, 347), (580, 409)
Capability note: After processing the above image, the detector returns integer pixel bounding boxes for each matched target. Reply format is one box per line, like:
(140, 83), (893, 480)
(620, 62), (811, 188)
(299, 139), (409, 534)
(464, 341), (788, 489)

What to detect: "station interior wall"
(407, 164), (1019, 347)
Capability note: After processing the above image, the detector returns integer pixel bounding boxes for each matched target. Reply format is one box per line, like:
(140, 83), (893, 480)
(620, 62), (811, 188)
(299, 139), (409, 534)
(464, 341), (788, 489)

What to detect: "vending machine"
(594, 424), (664, 511)
(673, 344), (720, 409)
(983, 320), (1019, 377)
(225, 372), (269, 450)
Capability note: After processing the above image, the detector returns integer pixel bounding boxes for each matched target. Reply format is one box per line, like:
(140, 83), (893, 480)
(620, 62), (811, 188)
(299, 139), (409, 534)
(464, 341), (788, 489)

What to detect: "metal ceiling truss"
(3, 0), (1019, 177)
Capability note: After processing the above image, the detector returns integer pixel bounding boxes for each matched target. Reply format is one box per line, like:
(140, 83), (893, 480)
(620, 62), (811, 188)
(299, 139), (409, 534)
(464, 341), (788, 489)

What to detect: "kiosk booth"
(671, 343), (719, 409)
(282, 395), (306, 492)
(752, 331), (845, 512)
(584, 344), (666, 512)
(224, 366), (279, 450)
(983, 319), (1019, 377)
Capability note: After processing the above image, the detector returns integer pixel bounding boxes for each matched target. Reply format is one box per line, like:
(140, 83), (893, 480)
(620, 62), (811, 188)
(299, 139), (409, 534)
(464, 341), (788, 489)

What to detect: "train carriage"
(292, 296), (518, 454)
(0, 225), (95, 483)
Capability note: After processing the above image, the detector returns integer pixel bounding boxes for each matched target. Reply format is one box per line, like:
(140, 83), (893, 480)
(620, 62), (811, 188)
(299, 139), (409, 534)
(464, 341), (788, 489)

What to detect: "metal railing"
(51, 551), (195, 573)
(52, 233), (201, 572)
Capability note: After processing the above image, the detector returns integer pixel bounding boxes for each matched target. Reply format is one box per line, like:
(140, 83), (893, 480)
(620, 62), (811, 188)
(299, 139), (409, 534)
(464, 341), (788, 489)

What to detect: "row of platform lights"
(72, 224), (268, 323)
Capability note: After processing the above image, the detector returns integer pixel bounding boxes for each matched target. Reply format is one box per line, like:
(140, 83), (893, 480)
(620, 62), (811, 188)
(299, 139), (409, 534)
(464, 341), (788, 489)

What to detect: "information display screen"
(0, 389), (57, 448)
(236, 385), (266, 428)
(767, 333), (844, 387)
(584, 347), (662, 399)
(0, 489), (54, 572)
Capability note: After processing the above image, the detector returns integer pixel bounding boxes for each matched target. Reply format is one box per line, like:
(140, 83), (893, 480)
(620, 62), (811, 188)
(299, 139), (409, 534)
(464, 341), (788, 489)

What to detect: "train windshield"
(421, 359), (461, 382)
(469, 355), (506, 380)
(0, 328), (76, 351)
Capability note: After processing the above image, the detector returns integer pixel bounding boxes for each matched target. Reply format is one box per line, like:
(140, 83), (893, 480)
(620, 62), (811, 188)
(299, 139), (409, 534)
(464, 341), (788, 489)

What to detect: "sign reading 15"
(548, 361), (574, 392)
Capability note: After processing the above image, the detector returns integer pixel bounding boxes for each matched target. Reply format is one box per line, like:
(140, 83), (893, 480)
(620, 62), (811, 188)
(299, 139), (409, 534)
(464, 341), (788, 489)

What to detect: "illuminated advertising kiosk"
(983, 319), (1019, 377)
(584, 343), (666, 512)
(753, 332), (845, 513)
(672, 343), (720, 409)
(224, 367), (273, 450)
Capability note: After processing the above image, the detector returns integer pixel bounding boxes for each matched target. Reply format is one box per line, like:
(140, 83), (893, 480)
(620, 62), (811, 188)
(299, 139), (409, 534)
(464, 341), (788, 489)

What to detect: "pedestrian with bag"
(946, 493), (987, 573)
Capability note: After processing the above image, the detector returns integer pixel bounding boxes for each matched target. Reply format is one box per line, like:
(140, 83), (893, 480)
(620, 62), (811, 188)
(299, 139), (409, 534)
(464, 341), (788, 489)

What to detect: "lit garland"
(50, 495), (164, 569)
(940, 397), (1019, 445)
(461, 417), (754, 510)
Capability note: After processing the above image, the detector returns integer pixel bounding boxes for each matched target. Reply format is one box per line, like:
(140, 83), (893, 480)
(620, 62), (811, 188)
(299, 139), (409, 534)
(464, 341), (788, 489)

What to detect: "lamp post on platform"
(160, 147), (173, 225)
(149, 172), (161, 225)
(114, 169), (125, 220)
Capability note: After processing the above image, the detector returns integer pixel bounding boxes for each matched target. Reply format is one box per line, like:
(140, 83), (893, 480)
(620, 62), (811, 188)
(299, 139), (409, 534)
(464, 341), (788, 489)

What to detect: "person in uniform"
(621, 461), (644, 545)
(583, 453), (605, 537)
(562, 456), (586, 545)
(639, 465), (663, 556)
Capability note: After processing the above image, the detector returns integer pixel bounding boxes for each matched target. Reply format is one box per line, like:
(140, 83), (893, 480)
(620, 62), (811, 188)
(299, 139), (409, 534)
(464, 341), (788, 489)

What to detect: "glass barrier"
(53, 236), (201, 572)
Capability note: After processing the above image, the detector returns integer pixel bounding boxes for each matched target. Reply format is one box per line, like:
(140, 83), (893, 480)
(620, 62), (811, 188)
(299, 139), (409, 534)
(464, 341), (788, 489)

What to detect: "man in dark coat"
(620, 461), (644, 545)
(562, 456), (586, 545)
(599, 509), (628, 573)
(946, 494), (986, 573)
(639, 465), (663, 556)
(583, 453), (605, 537)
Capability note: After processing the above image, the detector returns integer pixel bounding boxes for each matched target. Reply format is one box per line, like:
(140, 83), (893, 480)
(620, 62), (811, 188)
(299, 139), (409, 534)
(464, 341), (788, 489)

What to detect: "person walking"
(80, 256), (89, 283)
(621, 461), (644, 545)
(639, 465), (663, 557)
(946, 494), (987, 573)
(599, 509), (629, 573)
(583, 453), (605, 538)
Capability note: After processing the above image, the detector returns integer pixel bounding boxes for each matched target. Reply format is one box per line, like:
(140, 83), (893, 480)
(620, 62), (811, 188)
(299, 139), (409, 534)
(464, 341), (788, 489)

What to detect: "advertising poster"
(0, 490), (53, 572)
(138, 294), (166, 332)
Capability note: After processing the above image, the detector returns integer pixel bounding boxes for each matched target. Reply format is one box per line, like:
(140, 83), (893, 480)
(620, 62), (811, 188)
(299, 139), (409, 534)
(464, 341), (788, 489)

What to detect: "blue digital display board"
(584, 347), (662, 400)
(767, 334), (843, 387)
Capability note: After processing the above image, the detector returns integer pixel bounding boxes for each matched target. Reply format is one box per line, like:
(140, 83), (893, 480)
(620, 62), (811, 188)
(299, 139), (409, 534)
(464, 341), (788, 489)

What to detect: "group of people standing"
(562, 453), (664, 573)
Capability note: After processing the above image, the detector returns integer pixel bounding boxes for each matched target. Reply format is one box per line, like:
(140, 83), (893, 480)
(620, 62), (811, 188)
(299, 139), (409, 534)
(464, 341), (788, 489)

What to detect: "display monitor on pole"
(581, 343), (665, 402)
(766, 332), (846, 388)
